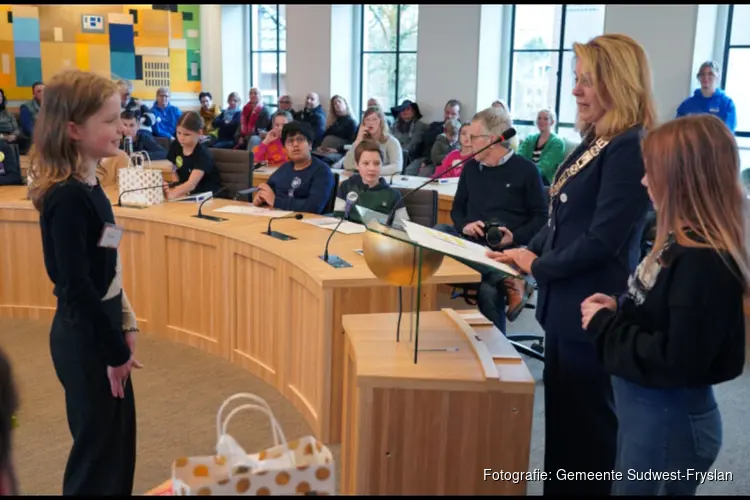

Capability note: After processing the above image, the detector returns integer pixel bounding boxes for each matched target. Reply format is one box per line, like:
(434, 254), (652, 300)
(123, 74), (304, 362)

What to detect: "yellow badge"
(0, 151), (6, 162)
(175, 155), (183, 168)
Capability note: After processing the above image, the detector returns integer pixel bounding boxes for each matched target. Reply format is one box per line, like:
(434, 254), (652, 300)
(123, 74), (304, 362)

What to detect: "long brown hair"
(28, 70), (119, 211)
(642, 114), (750, 289)
(361, 106), (389, 144)
(573, 34), (658, 139)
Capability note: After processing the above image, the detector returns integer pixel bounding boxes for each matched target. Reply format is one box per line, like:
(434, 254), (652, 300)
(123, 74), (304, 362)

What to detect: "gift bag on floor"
(117, 151), (165, 206)
(171, 393), (335, 496)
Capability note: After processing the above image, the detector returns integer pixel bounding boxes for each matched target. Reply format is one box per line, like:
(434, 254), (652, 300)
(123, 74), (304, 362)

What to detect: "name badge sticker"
(98, 223), (124, 249)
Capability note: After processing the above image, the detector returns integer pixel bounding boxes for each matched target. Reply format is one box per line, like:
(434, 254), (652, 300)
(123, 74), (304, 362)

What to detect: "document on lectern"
(401, 220), (520, 278)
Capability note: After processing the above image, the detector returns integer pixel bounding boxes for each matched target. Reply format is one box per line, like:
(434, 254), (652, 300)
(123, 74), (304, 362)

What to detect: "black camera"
(484, 220), (507, 248)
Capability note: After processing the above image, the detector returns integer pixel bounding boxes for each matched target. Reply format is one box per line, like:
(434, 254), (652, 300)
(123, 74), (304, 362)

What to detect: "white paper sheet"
(302, 217), (366, 234)
(402, 220), (520, 277)
(213, 205), (292, 217)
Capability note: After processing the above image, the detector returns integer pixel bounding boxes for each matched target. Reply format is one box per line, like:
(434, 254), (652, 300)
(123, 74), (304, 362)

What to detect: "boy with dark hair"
(120, 110), (168, 161)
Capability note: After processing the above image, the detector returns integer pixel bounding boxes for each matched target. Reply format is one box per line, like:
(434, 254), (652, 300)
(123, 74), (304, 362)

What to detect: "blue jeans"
(433, 223), (507, 333)
(611, 376), (722, 496)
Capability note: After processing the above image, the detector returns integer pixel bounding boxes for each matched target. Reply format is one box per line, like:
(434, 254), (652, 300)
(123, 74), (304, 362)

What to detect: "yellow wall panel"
(170, 12), (183, 39)
(138, 10), (169, 35)
(0, 39), (12, 87)
(170, 80), (200, 94)
(75, 43), (89, 72)
(0, 6), (13, 42)
(87, 43), (111, 78)
(75, 32), (108, 46)
(169, 48), (187, 87)
(10, 4), (38, 18)
(40, 42), (77, 82)
(134, 35), (170, 49)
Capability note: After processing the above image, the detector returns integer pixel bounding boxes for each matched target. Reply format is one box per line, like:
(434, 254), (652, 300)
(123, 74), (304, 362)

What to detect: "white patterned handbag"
(117, 151), (166, 206)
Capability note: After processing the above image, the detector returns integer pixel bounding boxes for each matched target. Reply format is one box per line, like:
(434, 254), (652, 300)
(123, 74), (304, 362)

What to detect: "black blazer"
(527, 126), (649, 343)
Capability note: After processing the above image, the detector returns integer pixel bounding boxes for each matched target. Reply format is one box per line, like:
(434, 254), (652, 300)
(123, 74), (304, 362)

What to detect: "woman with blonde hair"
(582, 114), (747, 495)
(316, 95), (357, 156)
(489, 34), (657, 495)
(29, 69), (141, 494)
(517, 108), (566, 185)
(340, 106), (402, 175)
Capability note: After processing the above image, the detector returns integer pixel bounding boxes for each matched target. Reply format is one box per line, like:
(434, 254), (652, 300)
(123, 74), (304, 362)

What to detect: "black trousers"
(50, 294), (136, 496)
(543, 327), (617, 496)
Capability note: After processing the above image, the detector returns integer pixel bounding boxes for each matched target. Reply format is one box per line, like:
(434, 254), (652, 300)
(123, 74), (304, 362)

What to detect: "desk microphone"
(384, 127), (517, 227)
(192, 187), (229, 222)
(264, 212), (304, 241)
(319, 191), (358, 268)
(234, 187), (259, 200)
(117, 182), (177, 208)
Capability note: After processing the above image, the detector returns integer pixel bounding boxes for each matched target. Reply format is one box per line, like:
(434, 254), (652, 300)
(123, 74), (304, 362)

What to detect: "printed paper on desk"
(303, 217), (340, 227)
(213, 206), (292, 217)
(460, 311), (493, 326)
(402, 220), (520, 278)
(333, 196), (346, 212)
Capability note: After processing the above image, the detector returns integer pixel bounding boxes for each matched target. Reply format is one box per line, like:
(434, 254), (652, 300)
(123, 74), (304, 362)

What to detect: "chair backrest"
(154, 136), (171, 151)
(394, 187), (437, 227)
(323, 173), (340, 214)
(209, 148), (254, 199)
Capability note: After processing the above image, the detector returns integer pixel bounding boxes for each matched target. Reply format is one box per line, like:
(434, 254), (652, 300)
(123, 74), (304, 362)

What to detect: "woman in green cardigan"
(517, 108), (567, 185)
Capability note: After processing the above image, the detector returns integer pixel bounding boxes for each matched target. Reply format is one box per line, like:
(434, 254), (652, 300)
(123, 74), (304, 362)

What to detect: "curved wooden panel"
(0, 185), (478, 443)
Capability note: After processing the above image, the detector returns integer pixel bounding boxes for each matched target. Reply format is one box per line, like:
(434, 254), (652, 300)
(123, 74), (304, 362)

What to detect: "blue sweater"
(676, 89), (737, 132)
(150, 103), (183, 138)
(267, 157), (335, 214)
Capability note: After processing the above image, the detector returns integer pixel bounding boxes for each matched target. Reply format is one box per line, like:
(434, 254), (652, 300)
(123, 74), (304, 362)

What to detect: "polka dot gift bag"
(171, 393), (335, 496)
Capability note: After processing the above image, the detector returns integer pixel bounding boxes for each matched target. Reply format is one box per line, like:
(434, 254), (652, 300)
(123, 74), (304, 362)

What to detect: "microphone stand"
(383, 130), (516, 227)
(191, 187), (229, 222)
(263, 213), (304, 240)
(319, 211), (355, 269)
(117, 183), (172, 208)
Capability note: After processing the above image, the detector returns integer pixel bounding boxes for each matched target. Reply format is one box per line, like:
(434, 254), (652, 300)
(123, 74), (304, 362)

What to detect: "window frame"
(358, 4), (418, 115)
(249, 4), (286, 108)
(721, 4), (750, 138)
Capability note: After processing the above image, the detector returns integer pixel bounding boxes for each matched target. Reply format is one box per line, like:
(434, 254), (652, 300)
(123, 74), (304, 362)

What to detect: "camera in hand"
(484, 219), (507, 248)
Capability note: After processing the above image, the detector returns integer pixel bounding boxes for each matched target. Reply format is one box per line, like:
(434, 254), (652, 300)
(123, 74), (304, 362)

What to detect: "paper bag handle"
(216, 393), (274, 436)
(128, 151), (152, 169)
(218, 403), (296, 468)
(221, 403), (288, 449)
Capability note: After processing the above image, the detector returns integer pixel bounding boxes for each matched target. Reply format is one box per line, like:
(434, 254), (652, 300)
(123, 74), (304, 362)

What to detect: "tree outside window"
(721, 4), (750, 169)
(250, 4), (287, 107)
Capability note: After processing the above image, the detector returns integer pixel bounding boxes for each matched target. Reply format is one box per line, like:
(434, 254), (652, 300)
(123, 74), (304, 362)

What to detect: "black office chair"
(393, 187), (437, 227)
(154, 136), (171, 152)
(322, 173), (340, 214)
(209, 149), (254, 200)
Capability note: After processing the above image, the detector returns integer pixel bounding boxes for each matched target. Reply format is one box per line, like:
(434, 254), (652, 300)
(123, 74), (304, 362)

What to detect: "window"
(722, 4), (750, 143)
(359, 5), (419, 115)
(508, 4), (605, 141)
(250, 4), (287, 107)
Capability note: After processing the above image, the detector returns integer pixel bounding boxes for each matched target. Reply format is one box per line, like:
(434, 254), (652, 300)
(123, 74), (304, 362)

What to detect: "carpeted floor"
(1, 308), (748, 495)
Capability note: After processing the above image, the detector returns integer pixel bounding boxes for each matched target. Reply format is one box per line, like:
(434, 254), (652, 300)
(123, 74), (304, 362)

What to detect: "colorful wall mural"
(0, 4), (201, 101)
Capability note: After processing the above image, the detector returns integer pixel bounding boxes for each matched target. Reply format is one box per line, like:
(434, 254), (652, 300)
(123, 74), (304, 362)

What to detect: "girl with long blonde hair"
(581, 114), (747, 495)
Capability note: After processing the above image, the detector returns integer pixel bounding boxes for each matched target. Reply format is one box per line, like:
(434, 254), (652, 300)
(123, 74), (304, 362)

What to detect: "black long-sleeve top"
(587, 238), (746, 388)
(40, 179), (132, 367)
(451, 155), (548, 245)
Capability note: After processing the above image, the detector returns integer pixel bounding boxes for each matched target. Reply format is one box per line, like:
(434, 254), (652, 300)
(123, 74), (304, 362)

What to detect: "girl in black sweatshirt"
(581, 114), (747, 496)
(28, 70), (141, 495)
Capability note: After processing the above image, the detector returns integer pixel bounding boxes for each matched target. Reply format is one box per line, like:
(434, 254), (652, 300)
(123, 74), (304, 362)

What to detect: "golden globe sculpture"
(361, 218), (444, 287)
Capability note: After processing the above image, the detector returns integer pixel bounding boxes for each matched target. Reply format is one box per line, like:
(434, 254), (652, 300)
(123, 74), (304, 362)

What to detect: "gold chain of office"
(547, 137), (611, 215)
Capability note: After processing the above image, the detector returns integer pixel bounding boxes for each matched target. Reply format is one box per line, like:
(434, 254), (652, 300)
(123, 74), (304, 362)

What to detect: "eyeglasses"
(469, 134), (491, 143)
(285, 136), (308, 146)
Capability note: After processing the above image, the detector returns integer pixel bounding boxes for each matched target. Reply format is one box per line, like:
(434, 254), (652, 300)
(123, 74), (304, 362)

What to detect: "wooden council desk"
(0, 185), (478, 444)
(340, 309), (535, 495)
(253, 166), (457, 225)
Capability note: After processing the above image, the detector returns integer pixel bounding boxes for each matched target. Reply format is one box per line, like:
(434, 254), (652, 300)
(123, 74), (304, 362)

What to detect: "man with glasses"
(150, 87), (183, 139)
(254, 121), (335, 214)
(278, 95), (295, 115)
(676, 61), (737, 133)
(434, 107), (548, 333)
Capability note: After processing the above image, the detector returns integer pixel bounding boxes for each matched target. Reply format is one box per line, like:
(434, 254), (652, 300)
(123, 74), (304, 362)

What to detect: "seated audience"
(491, 99), (518, 150)
(0, 138), (21, 186)
(212, 92), (242, 149)
(318, 95), (358, 152)
(582, 114), (746, 496)
(253, 110), (293, 167)
(0, 347), (18, 495)
(164, 111), (222, 200)
(676, 61), (736, 133)
(341, 106), (402, 176)
(434, 107), (547, 333)
(237, 87), (271, 150)
(420, 99), (462, 172)
(366, 97), (393, 126)
(151, 87), (182, 139)
(295, 92), (327, 148)
(278, 95), (295, 115)
(428, 118), (461, 172)
(517, 108), (566, 185)
(120, 110), (167, 161)
(0, 90), (20, 147)
(432, 122), (472, 179)
(19, 81), (43, 147)
(335, 139), (407, 224)
(391, 100), (428, 175)
(117, 79), (141, 114)
(199, 91), (222, 138)
(254, 121), (334, 214)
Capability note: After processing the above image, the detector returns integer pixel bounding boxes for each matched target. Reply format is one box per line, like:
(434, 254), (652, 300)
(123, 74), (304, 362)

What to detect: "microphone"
(192, 187), (229, 222)
(384, 127), (517, 227)
(234, 187), (259, 200)
(123, 136), (134, 156)
(117, 182), (177, 207)
(264, 212), (304, 241)
(320, 191), (359, 268)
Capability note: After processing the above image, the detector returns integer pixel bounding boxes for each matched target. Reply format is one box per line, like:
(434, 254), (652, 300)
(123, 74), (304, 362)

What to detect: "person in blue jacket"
(676, 61), (737, 133)
(150, 87), (182, 139)
(489, 34), (656, 496)
(254, 121), (335, 214)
